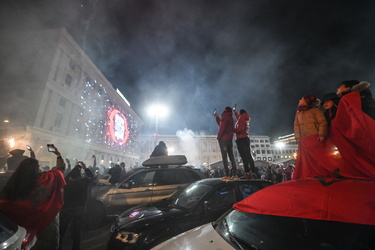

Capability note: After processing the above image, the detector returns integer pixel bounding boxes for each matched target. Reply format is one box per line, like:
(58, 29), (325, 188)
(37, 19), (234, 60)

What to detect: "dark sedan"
(107, 178), (272, 250)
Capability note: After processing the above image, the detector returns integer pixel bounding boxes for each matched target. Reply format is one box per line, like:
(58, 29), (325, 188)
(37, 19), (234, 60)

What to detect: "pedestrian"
(233, 108), (256, 179)
(320, 92), (340, 128)
(293, 95), (330, 180)
(294, 95), (328, 142)
(59, 161), (94, 250)
(0, 145), (66, 249)
(150, 141), (168, 157)
(108, 163), (122, 184)
(214, 107), (237, 180)
(328, 80), (375, 179)
(6, 145), (35, 171)
(336, 80), (375, 119)
(119, 162), (127, 182)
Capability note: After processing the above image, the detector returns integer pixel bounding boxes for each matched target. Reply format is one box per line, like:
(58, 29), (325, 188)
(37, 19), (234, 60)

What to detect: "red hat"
(303, 95), (316, 106)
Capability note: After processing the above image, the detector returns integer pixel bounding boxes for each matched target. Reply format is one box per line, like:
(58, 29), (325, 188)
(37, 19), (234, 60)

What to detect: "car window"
(175, 170), (200, 184)
(123, 171), (155, 188)
(220, 211), (375, 250)
(154, 170), (177, 186)
(208, 185), (236, 208)
(238, 183), (263, 199)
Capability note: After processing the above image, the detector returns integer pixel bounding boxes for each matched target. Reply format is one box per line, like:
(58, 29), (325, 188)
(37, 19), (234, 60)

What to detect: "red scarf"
(296, 105), (312, 111)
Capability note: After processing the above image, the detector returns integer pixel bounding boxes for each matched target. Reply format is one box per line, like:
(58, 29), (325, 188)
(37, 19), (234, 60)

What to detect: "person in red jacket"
(234, 109), (256, 179)
(214, 107), (237, 180)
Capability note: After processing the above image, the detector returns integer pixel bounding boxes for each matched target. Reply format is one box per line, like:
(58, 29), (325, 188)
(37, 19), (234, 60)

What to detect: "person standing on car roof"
(150, 141), (168, 157)
(59, 161), (94, 250)
(233, 107), (256, 179)
(214, 106), (237, 180)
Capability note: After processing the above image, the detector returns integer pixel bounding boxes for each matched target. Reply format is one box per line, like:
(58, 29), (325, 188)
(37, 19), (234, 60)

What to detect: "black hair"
(1, 158), (40, 200)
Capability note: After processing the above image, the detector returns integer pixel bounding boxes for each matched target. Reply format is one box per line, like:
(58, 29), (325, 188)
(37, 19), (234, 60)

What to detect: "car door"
(151, 169), (181, 202)
(204, 185), (237, 222)
(107, 170), (156, 214)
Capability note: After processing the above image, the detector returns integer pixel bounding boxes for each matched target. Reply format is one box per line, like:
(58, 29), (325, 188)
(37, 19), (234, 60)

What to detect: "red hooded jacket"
(234, 111), (250, 139)
(215, 110), (234, 141)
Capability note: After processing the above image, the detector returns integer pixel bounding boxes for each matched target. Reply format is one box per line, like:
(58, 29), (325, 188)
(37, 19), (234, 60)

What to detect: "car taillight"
(22, 230), (37, 250)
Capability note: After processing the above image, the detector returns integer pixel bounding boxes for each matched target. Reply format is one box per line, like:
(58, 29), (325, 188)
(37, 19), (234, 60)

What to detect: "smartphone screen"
(47, 144), (56, 152)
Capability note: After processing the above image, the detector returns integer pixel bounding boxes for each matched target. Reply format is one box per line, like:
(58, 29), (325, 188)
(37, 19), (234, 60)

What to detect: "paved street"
(61, 218), (114, 250)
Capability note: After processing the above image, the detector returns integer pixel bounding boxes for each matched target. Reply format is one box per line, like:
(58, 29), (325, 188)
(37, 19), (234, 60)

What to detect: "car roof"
(142, 155), (188, 166)
(233, 178), (375, 226)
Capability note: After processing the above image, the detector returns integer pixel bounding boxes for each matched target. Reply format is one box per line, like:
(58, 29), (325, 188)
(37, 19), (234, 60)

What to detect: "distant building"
(0, 28), (143, 168)
(140, 133), (294, 167)
(272, 133), (298, 163)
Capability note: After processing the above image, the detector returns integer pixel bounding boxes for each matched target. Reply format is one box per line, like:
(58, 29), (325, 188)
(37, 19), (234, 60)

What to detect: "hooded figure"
(214, 107), (237, 179)
(234, 109), (256, 178)
(294, 95), (328, 141)
(150, 141), (168, 157)
(337, 80), (375, 119)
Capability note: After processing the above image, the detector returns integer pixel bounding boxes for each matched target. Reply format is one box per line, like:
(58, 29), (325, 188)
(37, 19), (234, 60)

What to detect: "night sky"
(1, 0), (375, 140)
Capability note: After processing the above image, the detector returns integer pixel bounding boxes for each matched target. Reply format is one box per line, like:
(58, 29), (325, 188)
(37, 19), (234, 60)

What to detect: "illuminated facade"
(0, 28), (143, 168)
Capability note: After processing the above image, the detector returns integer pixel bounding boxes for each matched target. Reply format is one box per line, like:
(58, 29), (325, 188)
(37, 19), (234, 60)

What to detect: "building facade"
(0, 28), (143, 168)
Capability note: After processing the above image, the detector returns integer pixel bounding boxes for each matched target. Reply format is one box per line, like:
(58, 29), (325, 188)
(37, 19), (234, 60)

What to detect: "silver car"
(0, 212), (36, 250)
(86, 156), (205, 229)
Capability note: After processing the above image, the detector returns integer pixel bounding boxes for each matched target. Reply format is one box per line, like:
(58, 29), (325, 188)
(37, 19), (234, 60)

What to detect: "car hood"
(152, 223), (233, 249)
(114, 201), (185, 230)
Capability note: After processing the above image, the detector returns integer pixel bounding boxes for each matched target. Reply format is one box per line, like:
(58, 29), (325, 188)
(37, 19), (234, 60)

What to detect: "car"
(153, 178), (375, 250)
(107, 178), (272, 249)
(0, 211), (36, 250)
(86, 155), (205, 229)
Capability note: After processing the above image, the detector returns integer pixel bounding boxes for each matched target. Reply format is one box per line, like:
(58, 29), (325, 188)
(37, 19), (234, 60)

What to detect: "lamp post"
(147, 103), (169, 145)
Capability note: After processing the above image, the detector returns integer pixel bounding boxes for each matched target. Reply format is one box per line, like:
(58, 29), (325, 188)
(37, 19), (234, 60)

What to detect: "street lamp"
(147, 103), (169, 135)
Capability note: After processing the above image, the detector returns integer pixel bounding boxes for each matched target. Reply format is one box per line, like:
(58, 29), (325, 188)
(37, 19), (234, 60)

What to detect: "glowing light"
(275, 142), (285, 148)
(9, 137), (15, 148)
(3, 120), (9, 123)
(168, 147), (175, 153)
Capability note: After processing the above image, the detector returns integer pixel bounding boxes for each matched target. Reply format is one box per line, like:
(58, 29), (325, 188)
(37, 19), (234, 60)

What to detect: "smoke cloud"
(2, 0), (375, 140)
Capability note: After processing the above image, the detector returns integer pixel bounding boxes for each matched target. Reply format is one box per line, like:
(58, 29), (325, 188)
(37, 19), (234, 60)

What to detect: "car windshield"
(169, 183), (211, 209)
(215, 210), (375, 250)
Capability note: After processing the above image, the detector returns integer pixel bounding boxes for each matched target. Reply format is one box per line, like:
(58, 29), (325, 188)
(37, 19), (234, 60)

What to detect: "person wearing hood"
(214, 107), (237, 180)
(234, 108), (255, 179)
(336, 80), (375, 119)
(294, 95), (328, 142)
(150, 141), (168, 157)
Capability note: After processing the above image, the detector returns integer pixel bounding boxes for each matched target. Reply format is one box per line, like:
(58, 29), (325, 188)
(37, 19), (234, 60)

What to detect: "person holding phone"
(0, 144), (66, 249)
(59, 160), (94, 250)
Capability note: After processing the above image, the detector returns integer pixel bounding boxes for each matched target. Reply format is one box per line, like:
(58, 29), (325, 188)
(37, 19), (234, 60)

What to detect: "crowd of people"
(0, 145), (132, 250)
(212, 79), (375, 182)
(0, 79), (373, 249)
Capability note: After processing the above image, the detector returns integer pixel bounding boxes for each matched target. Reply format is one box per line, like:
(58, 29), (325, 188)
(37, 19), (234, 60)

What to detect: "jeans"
(59, 206), (85, 250)
(218, 140), (237, 176)
(236, 137), (255, 173)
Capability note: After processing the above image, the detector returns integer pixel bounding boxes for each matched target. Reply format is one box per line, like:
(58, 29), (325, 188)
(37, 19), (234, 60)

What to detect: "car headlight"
(115, 231), (140, 244)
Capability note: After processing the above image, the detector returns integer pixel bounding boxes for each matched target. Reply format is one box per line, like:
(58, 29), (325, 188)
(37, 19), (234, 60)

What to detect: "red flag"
(233, 178), (375, 226)
(0, 169), (66, 234)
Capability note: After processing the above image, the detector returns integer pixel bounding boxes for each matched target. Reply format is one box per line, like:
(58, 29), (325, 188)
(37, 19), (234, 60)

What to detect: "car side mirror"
(121, 180), (135, 189)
